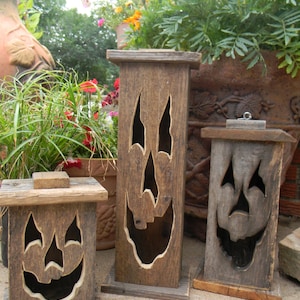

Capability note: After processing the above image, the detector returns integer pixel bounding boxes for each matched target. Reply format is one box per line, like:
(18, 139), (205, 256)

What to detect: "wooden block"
(226, 118), (266, 129)
(279, 227), (300, 281)
(193, 269), (282, 300)
(100, 266), (190, 300)
(0, 177), (108, 206)
(32, 171), (70, 189)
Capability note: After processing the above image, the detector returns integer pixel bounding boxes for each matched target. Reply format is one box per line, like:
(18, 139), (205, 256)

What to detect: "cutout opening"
(158, 97), (172, 154)
(127, 203), (173, 264)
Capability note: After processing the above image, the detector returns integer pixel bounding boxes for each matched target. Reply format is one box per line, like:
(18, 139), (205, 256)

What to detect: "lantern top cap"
(226, 112), (266, 130)
(201, 126), (296, 143)
(106, 49), (201, 69)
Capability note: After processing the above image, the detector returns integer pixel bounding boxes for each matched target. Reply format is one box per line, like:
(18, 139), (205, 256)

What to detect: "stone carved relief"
(189, 91), (274, 121)
(290, 96), (300, 122)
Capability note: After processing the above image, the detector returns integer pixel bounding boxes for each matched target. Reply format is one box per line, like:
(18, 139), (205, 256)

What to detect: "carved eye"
(248, 162), (265, 195)
(159, 97), (171, 154)
(65, 216), (81, 244)
(221, 159), (235, 189)
(132, 95), (145, 147)
(25, 214), (43, 251)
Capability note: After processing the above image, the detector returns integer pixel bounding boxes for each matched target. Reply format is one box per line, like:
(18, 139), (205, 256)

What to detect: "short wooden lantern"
(0, 172), (108, 300)
(107, 50), (201, 289)
(193, 116), (296, 299)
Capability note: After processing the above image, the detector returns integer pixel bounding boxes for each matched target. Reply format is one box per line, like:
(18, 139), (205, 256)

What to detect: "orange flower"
(124, 10), (142, 30)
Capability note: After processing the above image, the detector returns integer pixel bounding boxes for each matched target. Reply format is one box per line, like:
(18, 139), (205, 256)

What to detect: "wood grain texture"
(193, 270), (282, 300)
(113, 54), (196, 287)
(0, 177), (107, 206)
(106, 49), (201, 69)
(201, 127), (296, 143)
(8, 202), (97, 300)
(203, 138), (283, 289)
(32, 171), (70, 189)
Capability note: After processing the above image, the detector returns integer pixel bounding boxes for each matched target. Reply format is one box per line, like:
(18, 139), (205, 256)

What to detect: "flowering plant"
(0, 70), (118, 179)
(63, 76), (119, 158)
(59, 76), (119, 169)
(96, 0), (147, 30)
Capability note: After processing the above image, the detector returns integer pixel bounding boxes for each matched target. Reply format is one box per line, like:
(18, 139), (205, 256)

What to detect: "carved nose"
(45, 237), (63, 268)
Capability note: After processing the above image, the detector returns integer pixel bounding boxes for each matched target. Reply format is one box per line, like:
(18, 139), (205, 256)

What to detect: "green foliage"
(18, 0), (43, 39)
(33, 0), (119, 84)
(0, 70), (117, 179)
(128, 0), (300, 77)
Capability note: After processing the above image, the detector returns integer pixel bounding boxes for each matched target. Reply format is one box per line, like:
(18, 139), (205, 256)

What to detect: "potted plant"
(126, 0), (300, 77)
(95, 0), (146, 48)
(61, 76), (119, 251)
(0, 70), (118, 265)
(123, 0), (300, 239)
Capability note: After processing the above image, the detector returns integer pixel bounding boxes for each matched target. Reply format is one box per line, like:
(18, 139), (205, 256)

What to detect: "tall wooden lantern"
(193, 115), (296, 299)
(107, 50), (201, 288)
(0, 172), (108, 300)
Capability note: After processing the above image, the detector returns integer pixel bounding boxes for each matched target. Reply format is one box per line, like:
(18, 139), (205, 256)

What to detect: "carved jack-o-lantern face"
(216, 141), (275, 268)
(22, 210), (84, 300)
(125, 93), (174, 265)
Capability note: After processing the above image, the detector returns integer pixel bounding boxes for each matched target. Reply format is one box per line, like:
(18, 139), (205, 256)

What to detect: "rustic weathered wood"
(110, 50), (200, 289)
(201, 127), (297, 143)
(1, 176), (107, 299)
(0, 177), (107, 206)
(193, 269), (282, 300)
(107, 49), (201, 69)
(198, 122), (294, 292)
(279, 227), (300, 281)
(9, 203), (97, 300)
(32, 171), (70, 189)
(99, 267), (190, 300)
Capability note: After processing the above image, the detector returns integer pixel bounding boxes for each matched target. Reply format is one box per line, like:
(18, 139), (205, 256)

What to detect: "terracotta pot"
(0, 0), (54, 81)
(64, 158), (117, 250)
(115, 23), (130, 49)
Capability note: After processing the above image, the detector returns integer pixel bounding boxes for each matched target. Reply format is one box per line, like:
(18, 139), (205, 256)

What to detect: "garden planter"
(64, 158), (117, 250)
(185, 51), (300, 241)
(115, 23), (130, 49)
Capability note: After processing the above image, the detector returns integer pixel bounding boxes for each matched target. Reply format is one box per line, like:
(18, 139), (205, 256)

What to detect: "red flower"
(59, 157), (82, 169)
(64, 110), (74, 120)
(79, 78), (98, 93)
(113, 78), (120, 90)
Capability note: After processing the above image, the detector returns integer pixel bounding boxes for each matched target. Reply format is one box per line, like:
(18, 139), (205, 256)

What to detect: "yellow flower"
(125, 1), (133, 7)
(115, 6), (123, 14)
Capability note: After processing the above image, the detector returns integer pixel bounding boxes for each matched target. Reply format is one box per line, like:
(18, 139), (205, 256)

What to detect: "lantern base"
(193, 266), (282, 300)
(99, 266), (190, 300)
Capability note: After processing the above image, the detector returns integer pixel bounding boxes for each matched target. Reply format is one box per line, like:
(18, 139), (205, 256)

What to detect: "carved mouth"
(23, 259), (83, 300)
(127, 203), (173, 264)
(217, 224), (265, 269)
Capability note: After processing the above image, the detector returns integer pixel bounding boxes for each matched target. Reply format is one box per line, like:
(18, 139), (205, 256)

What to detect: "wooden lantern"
(0, 173), (107, 300)
(193, 116), (296, 299)
(106, 50), (201, 289)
